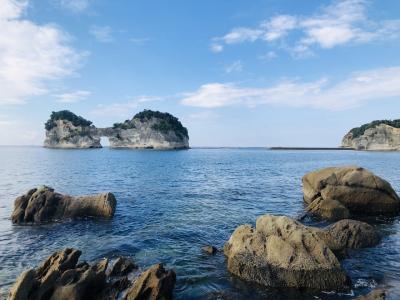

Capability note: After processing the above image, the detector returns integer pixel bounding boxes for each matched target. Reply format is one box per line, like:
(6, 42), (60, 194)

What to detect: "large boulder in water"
(11, 186), (116, 224)
(302, 166), (400, 220)
(316, 219), (380, 254)
(7, 248), (176, 300)
(224, 215), (349, 290)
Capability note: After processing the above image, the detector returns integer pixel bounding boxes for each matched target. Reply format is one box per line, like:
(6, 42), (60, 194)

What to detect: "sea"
(0, 146), (399, 299)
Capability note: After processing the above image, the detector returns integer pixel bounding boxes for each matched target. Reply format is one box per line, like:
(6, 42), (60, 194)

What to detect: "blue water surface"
(0, 147), (399, 299)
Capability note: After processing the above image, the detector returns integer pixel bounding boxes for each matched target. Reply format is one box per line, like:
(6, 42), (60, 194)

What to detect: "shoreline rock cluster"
(7, 165), (398, 299)
(44, 110), (189, 150)
(224, 166), (399, 297)
(8, 248), (176, 300)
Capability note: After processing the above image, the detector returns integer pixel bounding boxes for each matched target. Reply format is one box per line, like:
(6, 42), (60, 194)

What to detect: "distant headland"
(44, 110), (189, 149)
(342, 119), (400, 150)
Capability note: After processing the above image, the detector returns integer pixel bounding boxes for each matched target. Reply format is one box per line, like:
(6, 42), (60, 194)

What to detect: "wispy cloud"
(90, 25), (114, 43)
(211, 0), (400, 56)
(55, 0), (91, 13)
(129, 37), (151, 45)
(258, 51), (277, 61)
(90, 95), (165, 117)
(225, 60), (243, 74)
(181, 66), (400, 110)
(0, 0), (85, 105)
(55, 90), (91, 103)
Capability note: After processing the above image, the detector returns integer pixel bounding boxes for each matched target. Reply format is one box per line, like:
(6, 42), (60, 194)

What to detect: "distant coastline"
(269, 147), (353, 150)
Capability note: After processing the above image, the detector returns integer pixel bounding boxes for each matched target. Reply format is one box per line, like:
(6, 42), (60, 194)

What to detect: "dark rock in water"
(224, 214), (349, 290)
(125, 263), (176, 300)
(7, 248), (176, 300)
(303, 166), (400, 220)
(108, 256), (137, 276)
(356, 288), (387, 300)
(202, 245), (218, 255)
(321, 219), (380, 251)
(11, 186), (116, 224)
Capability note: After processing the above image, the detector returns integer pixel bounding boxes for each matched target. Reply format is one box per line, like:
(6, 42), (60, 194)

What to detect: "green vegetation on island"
(114, 110), (188, 139)
(350, 119), (400, 138)
(45, 110), (93, 131)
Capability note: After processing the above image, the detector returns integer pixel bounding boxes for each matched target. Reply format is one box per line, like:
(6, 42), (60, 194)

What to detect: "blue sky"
(1, 0), (400, 146)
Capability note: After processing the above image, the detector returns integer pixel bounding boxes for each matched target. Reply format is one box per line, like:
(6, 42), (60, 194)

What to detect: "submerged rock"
(303, 166), (400, 220)
(44, 109), (189, 149)
(202, 245), (218, 255)
(356, 288), (387, 300)
(11, 186), (116, 224)
(7, 249), (176, 300)
(224, 214), (349, 290)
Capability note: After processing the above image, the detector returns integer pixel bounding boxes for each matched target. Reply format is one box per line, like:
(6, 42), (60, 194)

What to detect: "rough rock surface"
(44, 119), (101, 149)
(224, 215), (349, 290)
(303, 166), (400, 220)
(44, 110), (189, 149)
(356, 288), (387, 300)
(202, 245), (218, 255)
(125, 264), (176, 300)
(317, 219), (380, 252)
(342, 123), (400, 151)
(11, 186), (116, 224)
(8, 249), (176, 300)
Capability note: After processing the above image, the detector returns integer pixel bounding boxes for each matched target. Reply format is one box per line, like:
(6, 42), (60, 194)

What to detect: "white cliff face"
(43, 111), (189, 149)
(107, 117), (189, 149)
(44, 120), (101, 149)
(342, 124), (400, 150)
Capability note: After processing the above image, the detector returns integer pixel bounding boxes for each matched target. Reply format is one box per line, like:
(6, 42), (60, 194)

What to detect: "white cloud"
(212, 0), (400, 55)
(129, 37), (151, 45)
(56, 90), (91, 103)
(0, 0), (84, 105)
(90, 25), (113, 43)
(225, 60), (243, 74)
(56, 0), (90, 13)
(0, 115), (41, 145)
(90, 95), (164, 117)
(210, 43), (223, 53)
(259, 51), (277, 61)
(182, 66), (400, 111)
(261, 15), (297, 41)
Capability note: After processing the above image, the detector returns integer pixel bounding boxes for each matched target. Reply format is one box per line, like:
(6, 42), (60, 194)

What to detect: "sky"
(0, 0), (400, 147)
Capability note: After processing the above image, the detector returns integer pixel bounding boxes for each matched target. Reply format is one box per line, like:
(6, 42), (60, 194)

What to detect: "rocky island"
(342, 119), (400, 150)
(44, 110), (189, 149)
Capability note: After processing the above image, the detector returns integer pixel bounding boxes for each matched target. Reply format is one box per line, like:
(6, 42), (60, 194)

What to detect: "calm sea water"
(0, 147), (399, 299)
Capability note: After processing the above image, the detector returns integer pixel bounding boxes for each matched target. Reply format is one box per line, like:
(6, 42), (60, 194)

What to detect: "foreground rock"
(317, 219), (380, 253)
(342, 120), (400, 150)
(8, 248), (176, 300)
(224, 215), (349, 290)
(44, 109), (189, 149)
(11, 186), (116, 224)
(303, 166), (400, 220)
(355, 288), (387, 300)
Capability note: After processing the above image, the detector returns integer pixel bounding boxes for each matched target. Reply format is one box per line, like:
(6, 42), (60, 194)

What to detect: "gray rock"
(11, 186), (116, 224)
(202, 245), (218, 255)
(303, 166), (400, 220)
(224, 214), (349, 290)
(342, 123), (400, 151)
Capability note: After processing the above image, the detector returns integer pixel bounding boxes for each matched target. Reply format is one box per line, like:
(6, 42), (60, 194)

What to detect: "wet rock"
(125, 264), (176, 300)
(202, 245), (218, 255)
(11, 186), (116, 224)
(303, 166), (400, 220)
(321, 219), (380, 251)
(224, 214), (349, 290)
(108, 257), (137, 277)
(8, 249), (176, 300)
(356, 288), (387, 300)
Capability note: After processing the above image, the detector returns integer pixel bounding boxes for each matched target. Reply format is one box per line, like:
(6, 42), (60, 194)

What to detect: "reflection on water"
(0, 147), (399, 299)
